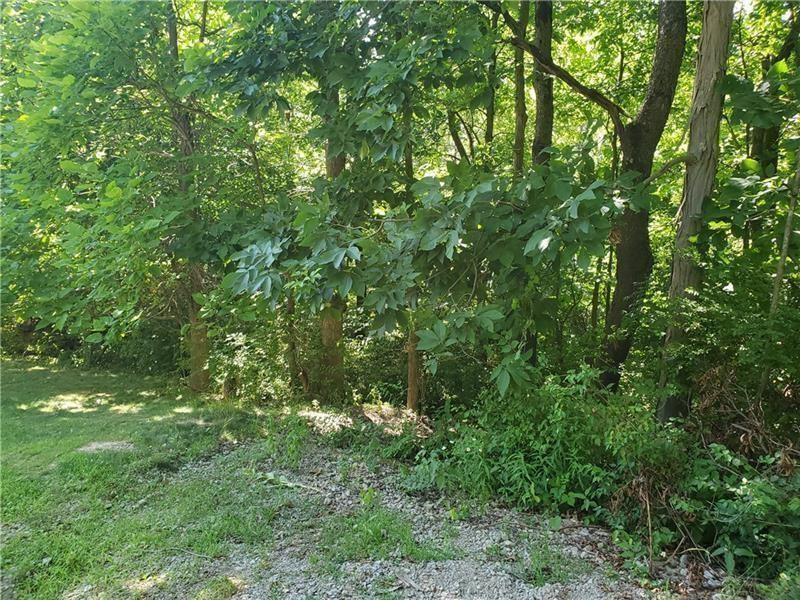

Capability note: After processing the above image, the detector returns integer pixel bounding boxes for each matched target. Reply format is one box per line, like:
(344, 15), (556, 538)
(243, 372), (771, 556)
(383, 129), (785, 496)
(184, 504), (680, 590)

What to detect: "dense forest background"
(2, 0), (799, 588)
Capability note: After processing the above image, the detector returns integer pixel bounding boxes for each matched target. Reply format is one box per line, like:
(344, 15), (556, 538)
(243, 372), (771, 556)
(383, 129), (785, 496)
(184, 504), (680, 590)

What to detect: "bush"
(404, 366), (800, 578)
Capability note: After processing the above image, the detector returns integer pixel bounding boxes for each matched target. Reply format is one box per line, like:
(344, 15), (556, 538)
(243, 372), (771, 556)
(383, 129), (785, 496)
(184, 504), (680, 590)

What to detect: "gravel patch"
(219, 443), (657, 599)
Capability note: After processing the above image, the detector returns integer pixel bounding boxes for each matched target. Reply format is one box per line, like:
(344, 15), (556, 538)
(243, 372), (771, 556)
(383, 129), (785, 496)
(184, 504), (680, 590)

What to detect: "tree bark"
(285, 292), (307, 393)
(320, 295), (345, 401)
(513, 1), (530, 177)
(485, 12), (499, 147)
(186, 264), (210, 392)
(658, 0), (734, 421)
(404, 89), (414, 200)
(602, 0), (687, 388)
(406, 329), (422, 413)
(447, 110), (470, 162)
(531, 0), (553, 165)
(319, 86), (346, 402)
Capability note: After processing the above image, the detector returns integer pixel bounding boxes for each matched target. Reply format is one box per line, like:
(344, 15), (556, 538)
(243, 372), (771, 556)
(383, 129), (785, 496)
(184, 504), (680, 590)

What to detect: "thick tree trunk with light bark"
(658, 0), (734, 421)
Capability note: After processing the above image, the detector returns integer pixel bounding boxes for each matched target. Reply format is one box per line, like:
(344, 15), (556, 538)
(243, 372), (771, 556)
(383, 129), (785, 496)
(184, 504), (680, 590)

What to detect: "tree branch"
(479, 0), (627, 137)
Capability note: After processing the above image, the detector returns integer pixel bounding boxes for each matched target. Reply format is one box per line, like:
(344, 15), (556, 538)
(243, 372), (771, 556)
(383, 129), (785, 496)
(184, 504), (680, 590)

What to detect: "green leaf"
(416, 329), (440, 351)
(85, 332), (104, 344)
(496, 369), (510, 397)
(221, 271), (241, 290)
(59, 160), (82, 173)
(524, 229), (552, 255)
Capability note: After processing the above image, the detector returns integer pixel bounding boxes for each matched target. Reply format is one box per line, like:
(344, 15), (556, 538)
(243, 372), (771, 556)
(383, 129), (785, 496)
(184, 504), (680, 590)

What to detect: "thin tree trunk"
(320, 295), (345, 401)
(658, 0), (734, 421)
(406, 329), (422, 413)
(403, 91), (421, 413)
(513, 1), (530, 177)
(604, 248), (614, 324)
(531, 0), (553, 165)
(485, 12), (499, 147)
(758, 156), (800, 398)
(447, 111), (470, 162)
(404, 92), (414, 200)
(590, 255), (603, 331)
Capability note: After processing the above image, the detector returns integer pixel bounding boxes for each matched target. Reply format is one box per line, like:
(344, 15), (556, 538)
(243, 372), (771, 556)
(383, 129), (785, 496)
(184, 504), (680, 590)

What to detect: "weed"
(516, 533), (591, 587)
(194, 576), (238, 600)
(316, 489), (451, 565)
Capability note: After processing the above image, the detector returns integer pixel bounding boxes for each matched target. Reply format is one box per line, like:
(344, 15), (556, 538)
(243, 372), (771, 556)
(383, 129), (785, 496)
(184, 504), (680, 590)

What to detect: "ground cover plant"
(2, 0), (799, 597)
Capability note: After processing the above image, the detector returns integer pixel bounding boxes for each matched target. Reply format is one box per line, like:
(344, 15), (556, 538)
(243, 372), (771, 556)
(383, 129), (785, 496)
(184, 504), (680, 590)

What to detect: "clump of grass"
(517, 533), (591, 586)
(317, 488), (451, 565)
(194, 575), (238, 600)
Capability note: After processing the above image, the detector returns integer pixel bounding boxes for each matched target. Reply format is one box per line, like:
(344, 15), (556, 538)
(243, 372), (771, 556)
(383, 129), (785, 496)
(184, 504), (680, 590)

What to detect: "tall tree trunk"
(658, 0), (734, 421)
(485, 12), (499, 147)
(320, 295), (345, 401)
(285, 292), (308, 393)
(320, 86), (346, 402)
(601, 0), (687, 388)
(406, 329), (422, 413)
(513, 1), (530, 177)
(403, 90), (422, 413)
(590, 254), (603, 332)
(167, 1), (210, 392)
(186, 264), (210, 391)
(447, 111), (470, 162)
(758, 156), (800, 398)
(531, 0), (553, 165)
(487, 0), (686, 386)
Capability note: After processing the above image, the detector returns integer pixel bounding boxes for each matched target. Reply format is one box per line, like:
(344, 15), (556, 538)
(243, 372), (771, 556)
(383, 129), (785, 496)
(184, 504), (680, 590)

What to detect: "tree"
(485, 0), (688, 386)
(659, 0), (735, 421)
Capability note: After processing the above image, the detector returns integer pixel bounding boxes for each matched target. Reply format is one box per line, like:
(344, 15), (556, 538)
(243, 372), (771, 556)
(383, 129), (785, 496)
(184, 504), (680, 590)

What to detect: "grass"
(316, 488), (453, 567)
(0, 359), (310, 598)
(516, 533), (591, 587)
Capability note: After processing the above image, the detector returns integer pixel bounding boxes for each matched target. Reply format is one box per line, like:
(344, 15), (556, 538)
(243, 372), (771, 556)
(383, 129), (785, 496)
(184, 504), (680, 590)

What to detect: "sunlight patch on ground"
(109, 403), (143, 414)
(77, 441), (135, 453)
(360, 403), (433, 437)
(298, 409), (353, 434)
(172, 406), (194, 414)
(24, 392), (114, 413)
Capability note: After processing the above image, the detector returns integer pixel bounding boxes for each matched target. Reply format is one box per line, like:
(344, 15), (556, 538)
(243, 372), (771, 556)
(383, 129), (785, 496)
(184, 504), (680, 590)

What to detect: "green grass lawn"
(0, 359), (308, 598)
